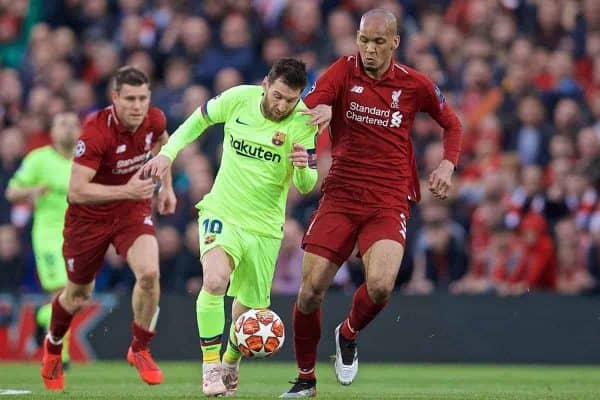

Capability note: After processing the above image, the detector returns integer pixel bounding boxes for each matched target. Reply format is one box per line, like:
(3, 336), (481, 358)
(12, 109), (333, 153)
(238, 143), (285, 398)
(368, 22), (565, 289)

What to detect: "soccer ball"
(234, 309), (285, 358)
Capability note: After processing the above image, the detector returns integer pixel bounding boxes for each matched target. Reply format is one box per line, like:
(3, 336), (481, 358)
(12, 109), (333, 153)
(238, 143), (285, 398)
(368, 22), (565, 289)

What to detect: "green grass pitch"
(1, 361), (599, 399)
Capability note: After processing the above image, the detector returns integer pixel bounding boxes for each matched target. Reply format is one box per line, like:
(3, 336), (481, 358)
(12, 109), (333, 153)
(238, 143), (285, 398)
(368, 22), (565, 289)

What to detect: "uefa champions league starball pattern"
(234, 309), (285, 358)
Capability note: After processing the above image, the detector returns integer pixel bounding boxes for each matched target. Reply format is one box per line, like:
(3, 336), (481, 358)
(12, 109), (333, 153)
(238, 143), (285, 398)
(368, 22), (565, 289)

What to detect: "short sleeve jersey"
(67, 105), (166, 219)
(198, 85), (317, 238)
(304, 55), (462, 207)
(8, 146), (71, 235)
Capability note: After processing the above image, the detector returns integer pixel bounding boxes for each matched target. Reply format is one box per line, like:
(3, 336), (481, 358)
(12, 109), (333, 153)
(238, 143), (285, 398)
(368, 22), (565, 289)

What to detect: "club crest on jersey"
(144, 132), (154, 151)
(391, 90), (402, 109)
(272, 131), (286, 146)
(204, 234), (216, 245)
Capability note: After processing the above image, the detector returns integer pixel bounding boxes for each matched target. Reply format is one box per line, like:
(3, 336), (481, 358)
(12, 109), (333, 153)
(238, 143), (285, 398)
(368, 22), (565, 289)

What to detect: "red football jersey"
(305, 55), (462, 206)
(67, 105), (166, 219)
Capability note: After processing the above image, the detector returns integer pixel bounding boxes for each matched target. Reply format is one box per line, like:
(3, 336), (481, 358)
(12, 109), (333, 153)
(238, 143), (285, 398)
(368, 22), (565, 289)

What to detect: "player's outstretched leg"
(41, 296), (74, 390)
(334, 283), (388, 385)
(280, 304), (320, 398)
(127, 321), (163, 385)
(222, 323), (241, 396)
(197, 290), (227, 396)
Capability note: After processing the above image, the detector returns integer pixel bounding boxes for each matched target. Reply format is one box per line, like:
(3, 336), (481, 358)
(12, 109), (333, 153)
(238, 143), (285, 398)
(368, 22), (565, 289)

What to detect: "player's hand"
(31, 186), (48, 200)
(428, 159), (454, 200)
(289, 143), (308, 168)
(126, 167), (156, 200)
(301, 104), (331, 132)
(141, 154), (172, 180)
(157, 186), (177, 215)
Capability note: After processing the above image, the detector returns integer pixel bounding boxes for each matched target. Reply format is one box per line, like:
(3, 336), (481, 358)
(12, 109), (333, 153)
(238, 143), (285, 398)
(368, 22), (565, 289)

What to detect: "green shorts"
(32, 234), (67, 292)
(198, 211), (282, 309)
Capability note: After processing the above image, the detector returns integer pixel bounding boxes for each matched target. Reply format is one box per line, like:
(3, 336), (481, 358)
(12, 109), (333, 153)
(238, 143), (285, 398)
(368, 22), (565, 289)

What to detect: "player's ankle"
(222, 358), (240, 368)
(298, 371), (316, 381)
(46, 335), (63, 355)
(340, 320), (358, 341)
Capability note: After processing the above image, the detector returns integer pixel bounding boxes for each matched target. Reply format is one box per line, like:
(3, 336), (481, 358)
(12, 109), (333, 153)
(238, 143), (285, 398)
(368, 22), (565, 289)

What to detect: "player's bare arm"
(153, 130), (177, 215)
(428, 159), (455, 200)
(5, 185), (48, 202)
(68, 162), (155, 204)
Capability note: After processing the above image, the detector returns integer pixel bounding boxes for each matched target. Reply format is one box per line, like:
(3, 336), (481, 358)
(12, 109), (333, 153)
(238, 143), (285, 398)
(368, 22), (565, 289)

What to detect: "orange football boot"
(127, 346), (163, 385)
(41, 338), (64, 390)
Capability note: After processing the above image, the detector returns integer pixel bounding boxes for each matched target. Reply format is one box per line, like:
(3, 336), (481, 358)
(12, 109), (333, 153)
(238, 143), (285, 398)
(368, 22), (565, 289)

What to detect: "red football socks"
(131, 322), (155, 352)
(341, 284), (388, 340)
(47, 296), (74, 354)
(293, 304), (321, 380)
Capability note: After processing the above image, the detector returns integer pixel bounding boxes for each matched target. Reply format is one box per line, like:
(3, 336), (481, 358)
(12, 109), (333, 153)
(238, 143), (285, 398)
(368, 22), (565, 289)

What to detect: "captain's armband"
(307, 148), (317, 169)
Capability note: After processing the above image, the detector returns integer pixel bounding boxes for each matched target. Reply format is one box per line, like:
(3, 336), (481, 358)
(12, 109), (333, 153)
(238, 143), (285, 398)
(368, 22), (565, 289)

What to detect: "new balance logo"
(235, 117), (248, 125)
(116, 144), (126, 154)
(350, 85), (364, 94)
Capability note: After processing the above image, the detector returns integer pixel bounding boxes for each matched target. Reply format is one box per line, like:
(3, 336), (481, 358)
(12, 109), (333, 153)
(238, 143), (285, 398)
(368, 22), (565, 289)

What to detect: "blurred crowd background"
(1, 0), (600, 298)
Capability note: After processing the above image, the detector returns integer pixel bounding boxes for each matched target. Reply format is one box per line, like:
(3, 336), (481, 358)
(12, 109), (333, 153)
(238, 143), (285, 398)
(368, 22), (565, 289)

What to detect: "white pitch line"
(0, 389), (32, 395)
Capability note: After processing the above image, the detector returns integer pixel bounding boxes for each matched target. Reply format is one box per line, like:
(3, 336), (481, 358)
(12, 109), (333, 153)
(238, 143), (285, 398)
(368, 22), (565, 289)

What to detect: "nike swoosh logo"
(235, 117), (248, 125)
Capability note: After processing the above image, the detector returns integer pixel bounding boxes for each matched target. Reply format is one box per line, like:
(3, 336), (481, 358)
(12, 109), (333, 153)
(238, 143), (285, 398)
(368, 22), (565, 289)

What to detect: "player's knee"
(201, 273), (228, 294)
(298, 286), (325, 312)
(366, 282), (393, 304)
(67, 291), (91, 311)
(137, 268), (159, 289)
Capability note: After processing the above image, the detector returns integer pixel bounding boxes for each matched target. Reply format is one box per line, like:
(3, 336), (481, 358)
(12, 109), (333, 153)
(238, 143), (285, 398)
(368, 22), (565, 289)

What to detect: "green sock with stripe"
(223, 322), (242, 365)
(196, 290), (225, 364)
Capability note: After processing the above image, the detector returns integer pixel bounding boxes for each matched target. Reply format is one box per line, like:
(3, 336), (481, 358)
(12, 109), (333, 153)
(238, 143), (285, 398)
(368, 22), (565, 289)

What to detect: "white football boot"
(334, 323), (358, 385)
(202, 363), (227, 397)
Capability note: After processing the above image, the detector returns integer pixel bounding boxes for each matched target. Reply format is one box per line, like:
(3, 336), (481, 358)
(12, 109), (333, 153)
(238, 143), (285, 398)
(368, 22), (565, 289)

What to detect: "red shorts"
(62, 211), (155, 284)
(302, 197), (410, 266)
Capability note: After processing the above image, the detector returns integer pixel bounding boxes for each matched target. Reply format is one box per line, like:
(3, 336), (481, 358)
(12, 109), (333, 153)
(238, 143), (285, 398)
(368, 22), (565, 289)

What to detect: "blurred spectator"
(272, 218), (304, 295)
(0, 224), (24, 292)
(156, 225), (182, 292)
(0, 128), (25, 223)
(496, 213), (557, 295)
(509, 96), (551, 166)
(505, 165), (545, 228)
(554, 217), (595, 294)
(405, 201), (468, 294)
(213, 67), (243, 94)
(175, 221), (203, 295)
(153, 57), (191, 128)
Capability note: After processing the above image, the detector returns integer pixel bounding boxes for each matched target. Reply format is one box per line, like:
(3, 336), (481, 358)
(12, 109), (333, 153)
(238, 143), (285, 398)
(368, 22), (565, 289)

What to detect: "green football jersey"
(161, 85), (318, 238)
(8, 146), (71, 237)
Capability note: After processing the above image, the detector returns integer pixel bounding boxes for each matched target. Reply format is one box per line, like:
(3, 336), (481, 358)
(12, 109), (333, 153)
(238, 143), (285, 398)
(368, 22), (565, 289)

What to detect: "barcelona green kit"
(160, 85), (318, 307)
(8, 146), (71, 291)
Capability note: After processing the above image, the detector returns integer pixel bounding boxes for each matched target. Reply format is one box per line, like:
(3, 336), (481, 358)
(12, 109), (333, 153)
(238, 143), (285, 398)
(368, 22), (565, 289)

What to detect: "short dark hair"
(267, 58), (307, 90)
(112, 66), (149, 92)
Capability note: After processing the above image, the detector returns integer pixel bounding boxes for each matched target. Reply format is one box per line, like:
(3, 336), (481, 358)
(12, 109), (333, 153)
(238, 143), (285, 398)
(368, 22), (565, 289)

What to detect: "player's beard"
(261, 99), (289, 122)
